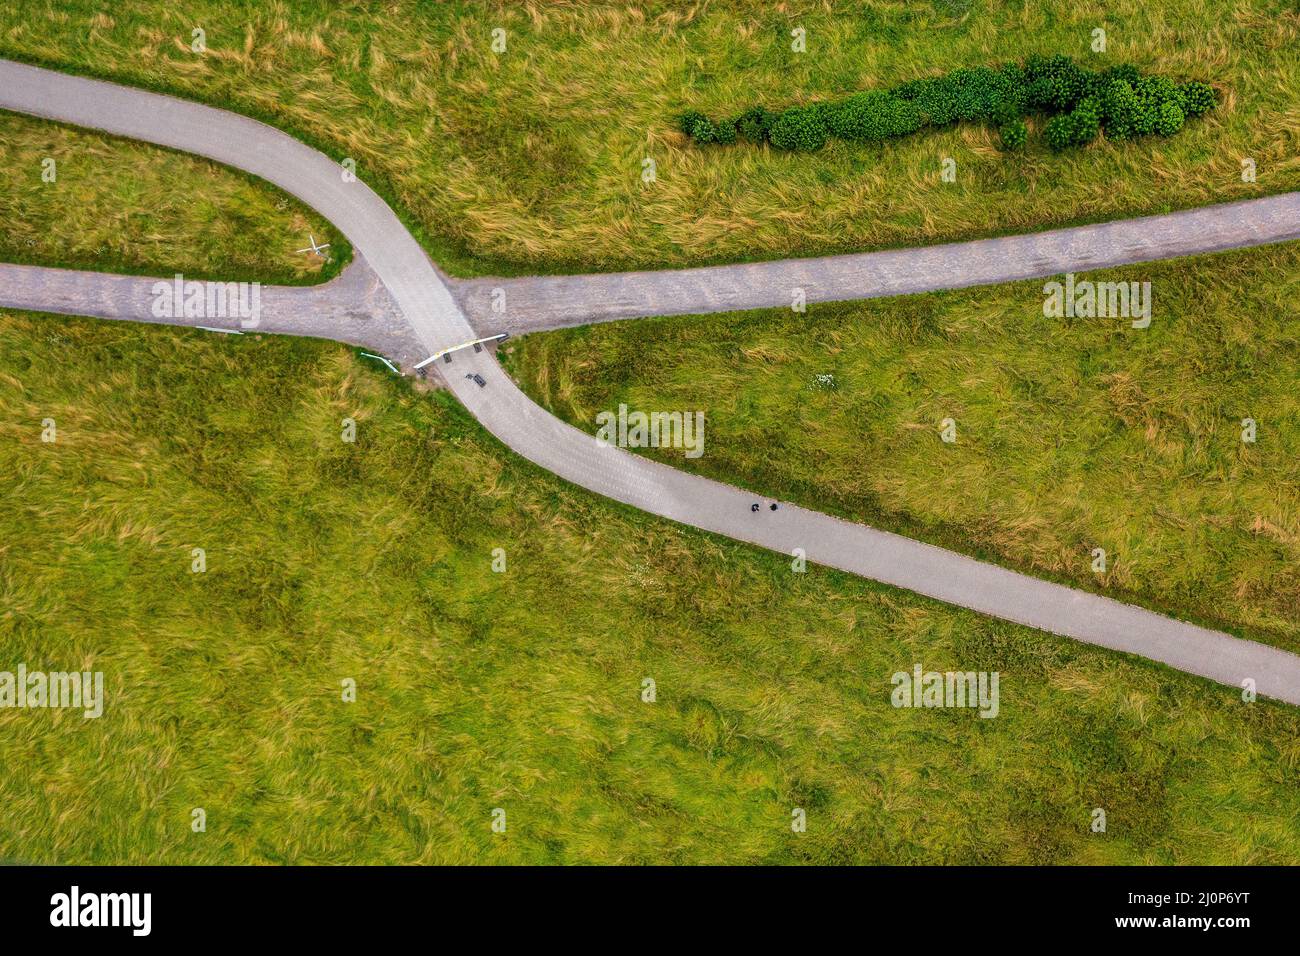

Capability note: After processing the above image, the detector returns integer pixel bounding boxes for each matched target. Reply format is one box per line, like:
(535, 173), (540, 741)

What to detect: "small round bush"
(949, 66), (1003, 121)
(1100, 79), (1140, 140)
(1180, 81), (1215, 117)
(1102, 64), (1142, 88)
(823, 93), (871, 141)
(1154, 100), (1185, 135)
(768, 105), (829, 151)
(690, 116), (717, 144)
(1022, 54), (1061, 83)
(678, 110), (719, 144)
(1080, 71), (1109, 101)
(998, 61), (1028, 98)
(989, 87), (1023, 127)
(678, 110), (707, 136)
(1043, 114), (1073, 151)
(714, 117), (738, 145)
(1071, 107), (1101, 146)
(1048, 69), (1092, 110)
(1130, 98), (1160, 136)
(1074, 95), (1101, 125)
(892, 78), (929, 101)
(998, 119), (1028, 150)
(734, 106), (773, 143)
(1025, 55), (1092, 111)
(1044, 104), (1099, 150)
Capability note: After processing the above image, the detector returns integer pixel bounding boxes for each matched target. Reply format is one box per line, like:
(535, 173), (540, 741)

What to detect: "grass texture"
(0, 1), (1295, 276)
(0, 111), (345, 283)
(505, 242), (1300, 655)
(2, 310), (1300, 864)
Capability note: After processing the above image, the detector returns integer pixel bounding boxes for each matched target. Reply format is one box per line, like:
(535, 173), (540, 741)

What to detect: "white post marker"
(295, 234), (331, 258)
(359, 352), (400, 374)
(414, 333), (508, 369)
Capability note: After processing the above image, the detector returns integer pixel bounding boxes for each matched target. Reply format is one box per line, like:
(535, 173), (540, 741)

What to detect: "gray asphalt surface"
(454, 194), (1300, 334)
(7, 192), (1298, 339)
(0, 255), (415, 357)
(3, 58), (1298, 705)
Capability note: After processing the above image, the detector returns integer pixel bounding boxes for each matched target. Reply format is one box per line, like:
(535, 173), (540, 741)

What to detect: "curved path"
(4, 58), (1299, 705)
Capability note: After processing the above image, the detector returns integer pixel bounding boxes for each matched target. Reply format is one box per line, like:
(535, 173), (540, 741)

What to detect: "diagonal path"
(3, 58), (1299, 705)
(452, 194), (1300, 334)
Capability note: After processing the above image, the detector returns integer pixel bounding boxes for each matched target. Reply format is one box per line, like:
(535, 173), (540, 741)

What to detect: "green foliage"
(1101, 63), (1142, 88)
(510, 243), (1300, 669)
(682, 55), (1214, 154)
(949, 66), (1008, 122)
(1180, 81), (1216, 117)
(1045, 97), (1101, 151)
(990, 67), (1028, 127)
(13, 300), (1300, 864)
(678, 110), (706, 136)
(999, 118), (1028, 149)
(1043, 114), (1074, 151)
(1131, 98), (1161, 136)
(734, 105), (773, 143)
(768, 105), (829, 151)
(824, 91), (921, 142)
(997, 61), (1029, 100)
(679, 110), (716, 144)
(912, 75), (960, 126)
(1155, 100), (1186, 135)
(1136, 75), (1185, 112)
(1100, 79), (1141, 140)
(1025, 54), (1092, 111)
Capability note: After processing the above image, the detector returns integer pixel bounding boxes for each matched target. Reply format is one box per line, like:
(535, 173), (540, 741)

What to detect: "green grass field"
(0, 111), (344, 283)
(505, 242), (1300, 656)
(0, 0), (1295, 276)
(3, 0), (1298, 867)
(3, 309), (1300, 864)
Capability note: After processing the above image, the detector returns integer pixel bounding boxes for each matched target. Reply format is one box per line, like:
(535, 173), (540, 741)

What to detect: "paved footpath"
(4, 58), (1299, 705)
(453, 194), (1300, 335)
(0, 255), (414, 356)
(5, 193), (1297, 340)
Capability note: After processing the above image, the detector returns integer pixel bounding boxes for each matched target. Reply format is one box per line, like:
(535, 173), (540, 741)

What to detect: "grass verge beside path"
(2, 310), (1300, 863)
(0, 111), (346, 284)
(0, 1), (1295, 277)
(504, 242), (1300, 655)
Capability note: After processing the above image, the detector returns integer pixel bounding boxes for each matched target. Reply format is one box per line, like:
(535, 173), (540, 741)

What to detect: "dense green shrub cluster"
(768, 105), (829, 151)
(679, 56), (1215, 153)
(823, 91), (923, 142)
